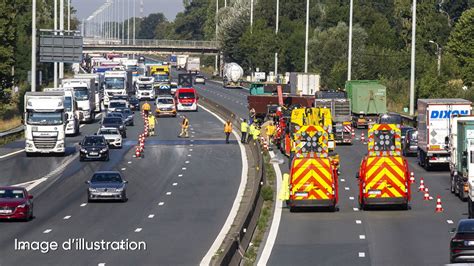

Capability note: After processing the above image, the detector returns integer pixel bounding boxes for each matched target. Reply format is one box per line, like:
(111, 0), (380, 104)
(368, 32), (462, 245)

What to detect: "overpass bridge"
(83, 38), (220, 55)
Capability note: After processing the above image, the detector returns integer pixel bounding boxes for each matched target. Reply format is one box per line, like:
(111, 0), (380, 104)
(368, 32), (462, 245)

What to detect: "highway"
(0, 103), (243, 265)
(192, 79), (466, 265)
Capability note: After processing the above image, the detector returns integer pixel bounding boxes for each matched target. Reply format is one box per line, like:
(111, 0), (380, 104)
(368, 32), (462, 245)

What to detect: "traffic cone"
(424, 187), (430, 201)
(351, 128), (355, 137)
(134, 146), (141, 158)
(144, 130), (148, 137)
(418, 178), (425, 191)
(435, 195), (444, 212)
(409, 172), (415, 184)
(361, 132), (365, 142)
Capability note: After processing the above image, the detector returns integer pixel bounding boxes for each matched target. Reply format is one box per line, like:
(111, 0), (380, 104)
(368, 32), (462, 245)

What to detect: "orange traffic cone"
(409, 172), (415, 184)
(135, 146), (141, 158)
(424, 187), (430, 201)
(435, 195), (444, 212)
(418, 178), (425, 191)
(351, 128), (355, 137)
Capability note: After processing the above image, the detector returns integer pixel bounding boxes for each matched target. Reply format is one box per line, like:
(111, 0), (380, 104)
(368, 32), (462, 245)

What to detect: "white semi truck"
(44, 88), (81, 136)
(135, 76), (155, 100)
(223, 63), (243, 88)
(24, 92), (66, 156)
(177, 55), (189, 70)
(103, 71), (127, 107)
(61, 78), (96, 123)
(417, 98), (472, 170)
(74, 73), (103, 112)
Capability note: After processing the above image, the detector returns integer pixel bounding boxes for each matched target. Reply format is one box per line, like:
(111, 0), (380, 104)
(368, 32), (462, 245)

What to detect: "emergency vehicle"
(357, 124), (411, 210)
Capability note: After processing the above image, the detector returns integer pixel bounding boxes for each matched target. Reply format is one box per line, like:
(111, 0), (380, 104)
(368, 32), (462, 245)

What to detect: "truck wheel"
(460, 190), (468, 202)
(359, 200), (365, 211)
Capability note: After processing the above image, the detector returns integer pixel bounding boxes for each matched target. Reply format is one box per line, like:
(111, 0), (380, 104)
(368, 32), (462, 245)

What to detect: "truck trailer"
(346, 80), (387, 129)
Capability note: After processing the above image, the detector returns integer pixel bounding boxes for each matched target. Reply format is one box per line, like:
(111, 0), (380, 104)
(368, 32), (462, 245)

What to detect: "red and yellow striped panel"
(292, 125), (329, 158)
(290, 158), (335, 200)
(364, 156), (407, 198)
(367, 124), (401, 157)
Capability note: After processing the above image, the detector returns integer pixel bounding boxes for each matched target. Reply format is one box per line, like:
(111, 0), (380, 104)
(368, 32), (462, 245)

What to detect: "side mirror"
(28, 195), (34, 199)
(85, 181), (90, 184)
(450, 228), (456, 234)
(356, 173), (360, 179)
(78, 142), (82, 146)
(123, 180), (129, 184)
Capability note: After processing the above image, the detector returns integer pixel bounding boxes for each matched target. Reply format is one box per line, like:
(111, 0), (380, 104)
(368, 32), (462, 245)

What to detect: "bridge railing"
(83, 38), (219, 49)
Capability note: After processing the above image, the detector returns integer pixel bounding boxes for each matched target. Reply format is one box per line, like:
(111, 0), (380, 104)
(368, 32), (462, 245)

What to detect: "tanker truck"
(223, 63), (243, 88)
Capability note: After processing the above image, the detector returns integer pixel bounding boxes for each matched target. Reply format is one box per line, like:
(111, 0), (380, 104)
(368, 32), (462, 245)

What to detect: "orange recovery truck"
(281, 124), (339, 212)
(357, 124), (411, 210)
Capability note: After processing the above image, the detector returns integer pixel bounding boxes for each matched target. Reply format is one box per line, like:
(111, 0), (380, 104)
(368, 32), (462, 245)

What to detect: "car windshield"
(99, 128), (119, 135)
(138, 84), (153, 90)
(107, 113), (124, 119)
(158, 98), (174, 104)
(103, 117), (122, 124)
(196, 75), (204, 79)
(27, 111), (63, 125)
(64, 97), (72, 112)
(91, 173), (122, 183)
(178, 92), (195, 99)
(379, 114), (402, 124)
(74, 87), (89, 100)
(458, 221), (474, 233)
(83, 137), (106, 146)
(105, 77), (125, 89)
(109, 102), (126, 108)
(0, 189), (25, 199)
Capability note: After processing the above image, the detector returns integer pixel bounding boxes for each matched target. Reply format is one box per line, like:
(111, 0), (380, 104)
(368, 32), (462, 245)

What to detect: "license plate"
(368, 190), (381, 195)
(0, 210), (12, 214)
(467, 241), (474, 246)
(89, 152), (98, 156)
(101, 192), (113, 196)
(295, 192), (308, 197)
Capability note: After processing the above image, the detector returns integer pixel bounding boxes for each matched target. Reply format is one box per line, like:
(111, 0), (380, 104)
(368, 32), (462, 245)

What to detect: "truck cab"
(175, 88), (198, 111)
(103, 71), (127, 107)
(61, 79), (96, 123)
(135, 76), (155, 100)
(24, 92), (67, 156)
(44, 87), (81, 136)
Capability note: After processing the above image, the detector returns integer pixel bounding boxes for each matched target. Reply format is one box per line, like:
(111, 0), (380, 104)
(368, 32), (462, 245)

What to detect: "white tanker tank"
(223, 63), (243, 88)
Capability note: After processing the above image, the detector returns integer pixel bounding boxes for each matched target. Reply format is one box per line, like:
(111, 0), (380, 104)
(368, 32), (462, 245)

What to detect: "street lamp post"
(215, 0), (219, 74)
(304, 0), (309, 73)
(59, 0), (64, 80)
(250, 0), (254, 33)
(429, 40), (442, 76)
(409, 0), (416, 116)
(274, 0), (279, 77)
(54, 0), (58, 88)
(31, 0), (37, 92)
(347, 0), (353, 81)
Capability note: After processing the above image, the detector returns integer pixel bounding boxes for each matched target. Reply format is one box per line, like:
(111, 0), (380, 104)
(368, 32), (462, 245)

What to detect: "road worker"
(142, 102), (151, 116)
(148, 114), (156, 136)
(224, 120), (232, 144)
(248, 122), (256, 143)
(266, 121), (276, 145)
(253, 125), (261, 141)
(179, 115), (189, 138)
(240, 119), (249, 144)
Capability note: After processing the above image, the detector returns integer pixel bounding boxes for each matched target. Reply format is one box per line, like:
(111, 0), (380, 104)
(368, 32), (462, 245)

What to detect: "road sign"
(39, 30), (83, 63)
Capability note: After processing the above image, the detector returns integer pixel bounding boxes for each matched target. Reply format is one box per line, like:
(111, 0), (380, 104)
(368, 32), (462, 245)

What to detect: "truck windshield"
(27, 111), (63, 125)
(178, 92), (195, 99)
(74, 87), (89, 100)
(138, 84), (153, 90)
(105, 77), (125, 90)
(379, 114), (402, 124)
(153, 74), (168, 82)
(64, 97), (72, 112)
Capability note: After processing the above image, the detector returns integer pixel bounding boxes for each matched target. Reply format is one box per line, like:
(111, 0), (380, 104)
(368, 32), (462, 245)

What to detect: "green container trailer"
(455, 120), (474, 217)
(345, 80), (387, 128)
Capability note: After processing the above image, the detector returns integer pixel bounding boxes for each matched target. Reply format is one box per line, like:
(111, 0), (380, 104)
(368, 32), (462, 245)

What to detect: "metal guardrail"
(0, 125), (24, 138)
(199, 96), (265, 265)
(83, 38), (219, 49)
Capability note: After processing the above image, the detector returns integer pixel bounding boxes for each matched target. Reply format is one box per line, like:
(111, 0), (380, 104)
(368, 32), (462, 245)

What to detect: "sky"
(72, 0), (184, 21)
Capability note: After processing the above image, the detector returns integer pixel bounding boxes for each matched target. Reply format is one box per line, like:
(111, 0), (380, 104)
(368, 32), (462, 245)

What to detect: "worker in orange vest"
(224, 120), (232, 144)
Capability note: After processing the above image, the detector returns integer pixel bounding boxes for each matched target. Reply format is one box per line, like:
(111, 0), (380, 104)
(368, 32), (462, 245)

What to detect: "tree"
(137, 13), (167, 39)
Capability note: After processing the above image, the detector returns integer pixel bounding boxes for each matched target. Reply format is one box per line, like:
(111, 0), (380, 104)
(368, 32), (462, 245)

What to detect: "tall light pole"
(59, 0), (64, 80)
(67, 0), (71, 30)
(133, 0), (136, 45)
(31, 0), (37, 92)
(347, 0), (353, 81)
(409, 0), (416, 116)
(274, 0), (279, 77)
(215, 0), (219, 74)
(429, 40), (441, 76)
(127, 0), (130, 44)
(54, 0), (58, 88)
(122, 0), (125, 43)
(250, 0), (254, 33)
(304, 0), (309, 73)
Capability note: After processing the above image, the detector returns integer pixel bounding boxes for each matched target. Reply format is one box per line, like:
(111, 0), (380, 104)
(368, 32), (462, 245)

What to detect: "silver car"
(86, 171), (128, 202)
(97, 127), (122, 148)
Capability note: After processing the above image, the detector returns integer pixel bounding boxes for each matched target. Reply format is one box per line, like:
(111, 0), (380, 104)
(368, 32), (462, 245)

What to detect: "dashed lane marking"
(182, 167), (187, 170)
(185, 161), (190, 164)
(188, 154), (192, 157)
(63, 216), (71, 220)
(349, 197), (355, 200)
(359, 235), (366, 240)
(80, 124), (85, 128)
(358, 252), (366, 258)
(178, 174), (183, 177)
(98, 263), (105, 266)
(80, 203), (87, 207)
(189, 149), (193, 151)
(345, 187), (350, 191)
(172, 183), (178, 186)
(158, 202), (164, 206)
(447, 220), (454, 224)
(341, 179), (345, 182)
(121, 168), (126, 171)
(0, 149), (24, 159)
(166, 192), (172, 195)
(128, 161), (132, 164)
(353, 208), (359, 212)
(43, 229), (52, 234)
(148, 214), (155, 219)
(190, 144), (194, 147)
(356, 220), (362, 224)
(134, 228), (142, 233)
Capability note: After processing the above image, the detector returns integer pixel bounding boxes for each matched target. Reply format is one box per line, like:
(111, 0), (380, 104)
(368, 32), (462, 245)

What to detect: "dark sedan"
(451, 219), (474, 263)
(114, 107), (134, 126)
(129, 96), (140, 111)
(101, 117), (127, 138)
(86, 171), (128, 202)
(402, 129), (418, 156)
(0, 187), (34, 221)
(79, 135), (109, 161)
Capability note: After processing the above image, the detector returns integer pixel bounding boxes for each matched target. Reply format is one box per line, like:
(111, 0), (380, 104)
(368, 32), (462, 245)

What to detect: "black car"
(450, 219), (474, 263)
(86, 171), (128, 202)
(129, 96), (140, 111)
(79, 135), (109, 161)
(402, 129), (418, 157)
(101, 117), (127, 138)
(114, 107), (134, 126)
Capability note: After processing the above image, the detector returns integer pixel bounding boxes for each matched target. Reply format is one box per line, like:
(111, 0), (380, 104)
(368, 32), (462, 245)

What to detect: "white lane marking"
(185, 161), (190, 164)
(358, 252), (366, 258)
(190, 139), (194, 142)
(188, 154), (192, 157)
(349, 197), (355, 200)
(128, 161), (132, 164)
(190, 144), (194, 147)
(345, 187), (350, 191)
(166, 192), (172, 195)
(172, 183), (178, 186)
(447, 220), (454, 224)
(134, 228), (142, 233)
(43, 229), (52, 234)
(189, 149), (193, 151)
(158, 202), (164, 206)
(80, 203), (87, 207)
(356, 220), (362, 224)
(63, 215), (71, 220)
(359, 235), (366, 240)
(182, 167), (187, 170)
(80, 124), (85, 128)
(148, 214), (155, 219)
(98, 263), (105, 266)
(353, 208), (359, 211)
(12, 177), (48, 191)
(121, 168), (126, 171)
(340, 179), (345, 182)
(200, 104), (249, 265)
(178, 174), (183, 177)
(0, 149), (24, 159)
(257, 151), (282, 265)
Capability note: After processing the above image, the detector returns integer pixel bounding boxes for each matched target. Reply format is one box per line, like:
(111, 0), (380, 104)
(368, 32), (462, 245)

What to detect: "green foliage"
(137, 13), (167, 39)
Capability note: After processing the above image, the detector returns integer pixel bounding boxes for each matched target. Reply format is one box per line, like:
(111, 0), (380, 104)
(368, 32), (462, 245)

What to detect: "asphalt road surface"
(0, 102), (242, 265)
